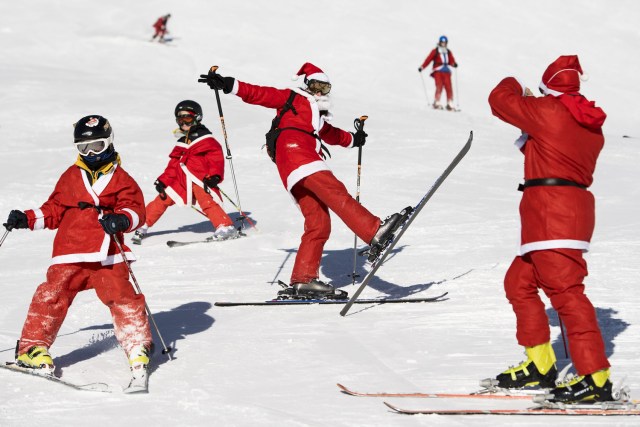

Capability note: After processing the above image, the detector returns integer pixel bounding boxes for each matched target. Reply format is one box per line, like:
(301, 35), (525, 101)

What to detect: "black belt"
(518, 178), (588, 192)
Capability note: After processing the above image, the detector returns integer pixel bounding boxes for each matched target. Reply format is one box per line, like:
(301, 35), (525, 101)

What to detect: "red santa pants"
(289, 170), (380, 284)
(145, 184), (233, 229)
(433, 72), (454, 103)
(19, 262), (152, 357)
(504, 248), (609, 375)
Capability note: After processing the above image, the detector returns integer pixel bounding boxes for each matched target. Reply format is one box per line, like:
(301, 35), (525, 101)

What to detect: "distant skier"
(2, 115), (152, 382)
(133, 100), (238, 244)
(488, 55), (611, 403)
(199, 63), (408, 299)
(418, 35), (458, 110)
(151, 14), (171, 42)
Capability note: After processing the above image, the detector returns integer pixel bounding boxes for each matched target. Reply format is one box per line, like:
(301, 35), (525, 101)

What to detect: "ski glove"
(3, 210), (28, 231)
(198, 72), (235, 94)
(351, 129), (368, 148)
(203, 175), (221, 192)
(418, 67), (423, 72)
(99, 213), (130, 235)
(154, 179), (167, 200)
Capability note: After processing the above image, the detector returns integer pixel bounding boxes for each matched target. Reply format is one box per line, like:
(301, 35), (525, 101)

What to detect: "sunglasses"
(75, 138), (111, 155)
(176, 113), (196, 125)
(307, 80), (331, 95)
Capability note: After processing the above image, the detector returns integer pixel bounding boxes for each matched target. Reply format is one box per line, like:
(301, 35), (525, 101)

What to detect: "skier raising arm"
(199, 63), (408, 300)
(487, 55), (611, 404)
(3, 115), (152, 381)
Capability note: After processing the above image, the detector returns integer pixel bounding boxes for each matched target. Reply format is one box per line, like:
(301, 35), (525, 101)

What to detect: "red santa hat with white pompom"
(538, 55), (589, 96)
(292, 62), (330, 84)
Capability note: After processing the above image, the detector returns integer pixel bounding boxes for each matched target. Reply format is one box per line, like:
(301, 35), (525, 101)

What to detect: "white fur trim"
(286, 161), (330, 192)
(538, 80), (564, 97)
(179, 163), (224, 207)
(306, 72), (329, 83)
(231, 79), (239, 95)
(121, 208), (140, 230)
(165, 186), (184, 206)
(32, 208), (45, 230)
(91, 164), (117, 195)
(518, 239), (590, 256)
(513, 77), (527, 95)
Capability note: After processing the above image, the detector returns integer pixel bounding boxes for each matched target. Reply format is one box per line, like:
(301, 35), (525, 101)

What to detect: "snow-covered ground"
(1, 1), (639, 425)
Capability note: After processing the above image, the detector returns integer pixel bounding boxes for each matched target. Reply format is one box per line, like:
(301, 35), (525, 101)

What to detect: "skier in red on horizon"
(151, 14), (171, 43)
(418, 35), (458, 111)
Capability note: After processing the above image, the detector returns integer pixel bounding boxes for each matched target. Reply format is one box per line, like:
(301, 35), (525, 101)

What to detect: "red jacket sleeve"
(420, 49), (437, 70)
(235, 81), (291, 109)
(319, 122), (353, 148)
(488, 77), (545, 136)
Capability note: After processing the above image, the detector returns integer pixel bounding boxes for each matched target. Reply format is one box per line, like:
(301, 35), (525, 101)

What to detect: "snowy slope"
(1, 0), (639, 425)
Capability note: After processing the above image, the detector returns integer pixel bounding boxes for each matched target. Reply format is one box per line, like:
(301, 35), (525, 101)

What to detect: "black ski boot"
(495, 360), (558, 389)
(549, 372), (613, 403)
(276, 279), (348, 300)
(367, 207), (413, 262)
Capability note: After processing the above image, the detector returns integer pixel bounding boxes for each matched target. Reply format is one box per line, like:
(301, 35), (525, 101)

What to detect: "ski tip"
(383, 401), (401, 412)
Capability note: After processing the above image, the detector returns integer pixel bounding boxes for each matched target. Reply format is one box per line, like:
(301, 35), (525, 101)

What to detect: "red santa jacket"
(420, 47), (457, 75)
(232, 82), (354, 191)
(157, 125), (225, 206)
(488, 77), (605, 255)
(24, 163), (145, 265)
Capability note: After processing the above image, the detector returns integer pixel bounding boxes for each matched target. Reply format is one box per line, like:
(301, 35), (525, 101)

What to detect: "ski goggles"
(176, 112), (196, 126)
(307, 80), (332, 95)
(75, 137), (112, 156)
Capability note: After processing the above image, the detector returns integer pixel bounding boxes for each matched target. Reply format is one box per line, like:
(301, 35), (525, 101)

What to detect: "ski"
(1, 362), (111, 393)
(337, 383), (532, 400)
(383, 401), (640, 416)
(167, 230), (246, 247)
(340, 131), (472, 316)
(214, 292), (448, 307)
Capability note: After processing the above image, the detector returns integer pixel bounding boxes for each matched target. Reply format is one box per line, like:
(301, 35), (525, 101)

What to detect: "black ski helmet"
(73, 115), (116, 169)
(175, 100), (203, 123)
(73, 115), (113, 143)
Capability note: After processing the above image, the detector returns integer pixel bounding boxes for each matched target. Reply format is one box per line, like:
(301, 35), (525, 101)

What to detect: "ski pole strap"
(518, 178), (587, 192)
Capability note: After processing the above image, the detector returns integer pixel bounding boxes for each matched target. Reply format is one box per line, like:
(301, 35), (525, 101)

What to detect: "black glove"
(198, 71), (235, 94)
(418, 67), (423, 72)
(203, 175), (221, 192)
(352, 129), (368, 148)
(3, 210), (28, 231)
(99, 213), (130, 235)
(452, 63), (458, 68)
(154, 179), (167, 200)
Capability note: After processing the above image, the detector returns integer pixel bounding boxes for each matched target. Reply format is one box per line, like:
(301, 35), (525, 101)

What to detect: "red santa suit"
(227, 64), (381, 283)
(420, 47), (457, 104)
(145, 125), (233, 229)
(488, 55), (609, 375)
(18, 158), (152, 357)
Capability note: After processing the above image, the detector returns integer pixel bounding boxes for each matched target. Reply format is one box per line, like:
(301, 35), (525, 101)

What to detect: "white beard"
(314, 94), (332, 113)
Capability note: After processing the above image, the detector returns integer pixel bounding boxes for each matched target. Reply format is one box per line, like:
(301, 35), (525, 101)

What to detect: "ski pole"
(208, 65), (245, 227)
(558, 314), (569, 358)
(454, 68), (460, 110)
(0, 229), (10, 248)
(418, 71), (431, 106)
(111, 233), (173, 359)
(350, 116), (368, 286)
(217, 185), (259, 231)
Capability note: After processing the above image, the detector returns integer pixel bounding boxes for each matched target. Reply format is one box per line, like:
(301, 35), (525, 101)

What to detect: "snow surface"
(1, 0), (639, 425)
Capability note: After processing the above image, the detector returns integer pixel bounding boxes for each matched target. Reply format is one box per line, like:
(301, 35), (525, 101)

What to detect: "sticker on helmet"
(85, 117), (100, 127)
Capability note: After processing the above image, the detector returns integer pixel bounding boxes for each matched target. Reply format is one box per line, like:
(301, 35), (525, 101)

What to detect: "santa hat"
(538, 55), (586, 96)
(292, 62), (330, 84)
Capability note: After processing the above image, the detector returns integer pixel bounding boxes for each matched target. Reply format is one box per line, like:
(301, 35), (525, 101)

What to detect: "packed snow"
(1, 0), (639, 425)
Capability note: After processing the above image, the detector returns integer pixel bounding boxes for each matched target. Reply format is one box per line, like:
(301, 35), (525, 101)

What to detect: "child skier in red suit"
(3, 115), (152, 378)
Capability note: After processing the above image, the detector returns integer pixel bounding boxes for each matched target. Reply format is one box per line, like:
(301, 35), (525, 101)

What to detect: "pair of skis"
(1, 362), (148, 394)
(338, 383), (640, 416)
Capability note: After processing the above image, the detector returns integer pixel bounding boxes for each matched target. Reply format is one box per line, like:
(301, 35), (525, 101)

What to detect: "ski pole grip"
(210, 65), (219, 73)
(359, 115), (368, 122)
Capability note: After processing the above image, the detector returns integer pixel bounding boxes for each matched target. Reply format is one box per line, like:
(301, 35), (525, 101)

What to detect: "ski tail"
(340, 131), (473, 316)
